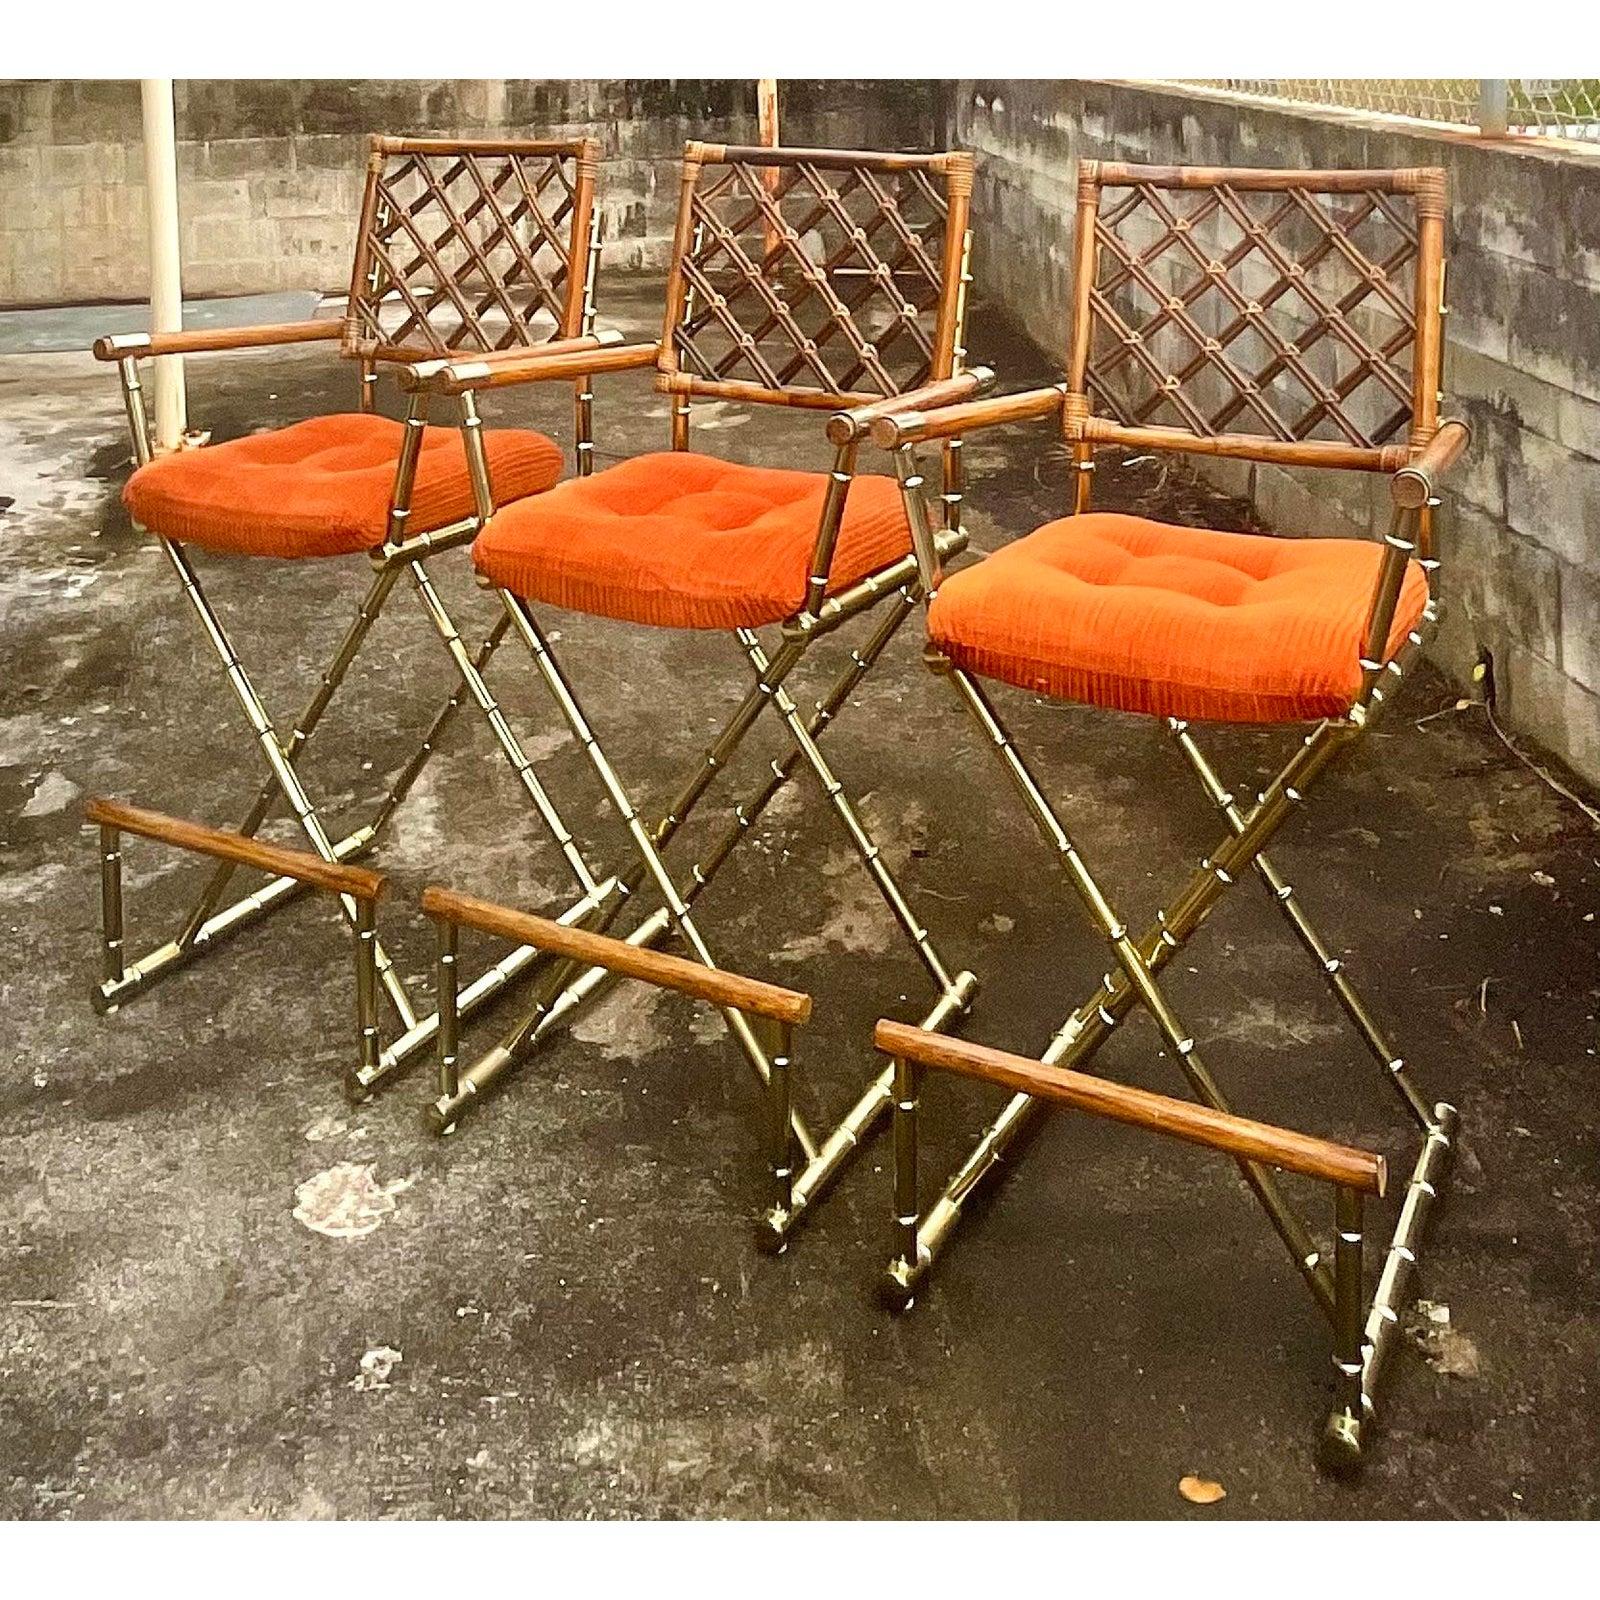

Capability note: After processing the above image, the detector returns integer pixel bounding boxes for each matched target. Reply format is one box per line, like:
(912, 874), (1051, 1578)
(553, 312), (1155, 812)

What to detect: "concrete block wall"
(0, 79), (939, 305)
(947, 80), (1600, 785)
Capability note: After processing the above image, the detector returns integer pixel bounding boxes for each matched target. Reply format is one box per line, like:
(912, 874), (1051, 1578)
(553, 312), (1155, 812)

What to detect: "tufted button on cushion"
(472, 451), (914, 630)
(927, 512), (1429, 725)
(124, 413), (563, 559)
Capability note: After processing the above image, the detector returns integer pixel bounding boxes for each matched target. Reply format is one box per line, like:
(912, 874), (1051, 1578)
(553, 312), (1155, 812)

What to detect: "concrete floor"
(2, 280), (1598, 1519)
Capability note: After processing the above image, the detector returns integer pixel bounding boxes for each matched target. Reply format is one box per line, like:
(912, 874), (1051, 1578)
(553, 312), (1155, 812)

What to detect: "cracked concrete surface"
(1, 280), (1598, 1518)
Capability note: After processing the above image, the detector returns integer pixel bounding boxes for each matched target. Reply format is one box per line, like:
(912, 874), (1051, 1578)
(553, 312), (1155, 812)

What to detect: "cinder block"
(1253, 461), (1368, 543)
(1505, 425), (1600, 567)
(1507, 260), (1600, 407)
(206, 136), (295, 180)
(292, 133), (367, 172)
(1559, 559), (1600, 696)
(9, 236), (65, 300)
(1498, 641), (1600, 789)
(180, 177), (253, 220)
(42, 141), (124, 185)
(183, 215), (275, 264)
(0, 145), (43, 183)
(1192, 456), (1254, 502)
(57, 183), (123, 230)
(1554, 392), (1600, 460)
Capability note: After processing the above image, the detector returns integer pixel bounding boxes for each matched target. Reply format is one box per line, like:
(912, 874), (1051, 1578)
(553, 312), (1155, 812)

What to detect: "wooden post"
(758, 79), (781, 263)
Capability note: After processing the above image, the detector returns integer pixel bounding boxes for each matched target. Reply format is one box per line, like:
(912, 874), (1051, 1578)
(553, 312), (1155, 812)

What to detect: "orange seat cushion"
(472, 451), (913, 629)
(124, 413), (563, 559)
(927, 513), (1430, 725)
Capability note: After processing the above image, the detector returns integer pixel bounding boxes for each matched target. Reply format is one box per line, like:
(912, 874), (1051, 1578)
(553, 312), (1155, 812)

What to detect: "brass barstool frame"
(860, 160), (1468, 1467)
(90, 135), (620, 1100)
(412, 142), (985, 1248)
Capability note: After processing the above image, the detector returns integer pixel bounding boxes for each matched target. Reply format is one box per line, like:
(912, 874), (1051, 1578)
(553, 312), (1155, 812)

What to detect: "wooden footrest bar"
(423, 884), (812, 1247)
(88, 796), (388, 1101)
(873, 1018), (1384, 1194)
(87, 796), (385, 905)
(421, 885), (810, 1025)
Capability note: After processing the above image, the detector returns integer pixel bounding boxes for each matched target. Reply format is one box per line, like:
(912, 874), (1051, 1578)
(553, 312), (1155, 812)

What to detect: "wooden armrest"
(1392, 419), (1472, 508)
(93, 320), (343, 362)
(870, 384), (1069, 449)
(1073, 416), (1409, 475)
(404, 336), (661, 396)
(422, 885), (811, 1026)
(874, 1019), (1386, 1195)
(399, 329), (627, 388)
(86, 797), (385, 903)
(826, 368), (996, 445)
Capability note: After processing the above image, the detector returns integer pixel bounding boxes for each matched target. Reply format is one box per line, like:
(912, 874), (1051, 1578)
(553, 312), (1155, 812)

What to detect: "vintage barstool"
(861, 160), (1467, 1468)
(88, 135), (617, 1099)
(411, 141), (988, 1246)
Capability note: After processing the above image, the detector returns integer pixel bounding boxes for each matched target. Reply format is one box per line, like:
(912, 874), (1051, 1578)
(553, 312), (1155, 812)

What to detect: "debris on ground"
(349, 1346), (402, 1392)
(293, 1162), (414, 1239)
(1178, 1474), (1226, 1505)
(1410, 1301), (1482, 1379)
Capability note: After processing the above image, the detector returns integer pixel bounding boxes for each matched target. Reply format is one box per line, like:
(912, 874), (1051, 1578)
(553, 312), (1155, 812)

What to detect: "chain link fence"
(1172, 80), (1600, 144)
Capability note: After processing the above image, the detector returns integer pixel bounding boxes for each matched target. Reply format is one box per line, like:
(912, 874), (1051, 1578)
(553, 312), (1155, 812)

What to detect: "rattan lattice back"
(659, 143), (975, 408)
(343, 136), (598, 363)
(1067, 163), (1447, 464)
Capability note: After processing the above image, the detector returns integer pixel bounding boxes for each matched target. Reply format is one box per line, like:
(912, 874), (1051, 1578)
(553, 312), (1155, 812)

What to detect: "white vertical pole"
(140, 78), (187, 451)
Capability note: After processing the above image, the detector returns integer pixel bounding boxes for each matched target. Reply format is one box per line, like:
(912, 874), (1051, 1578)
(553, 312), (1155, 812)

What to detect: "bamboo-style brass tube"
(891, 1052), (923, 1289)
(735, 626), (959, 997)
(177, 559), (407, 946)
(496, 595), (796, 1122)
(428, 579), (906, 1136)
(1355, 509), (1418, 709)
(411, 562), (601, 901)
(98, 824), (125, 989)
(775, 969), (976, 1250)
(801, 444), (858, 618)
(792, 527), (967, 641)
(350, 898), (381, 1102)
(459, 585), (926, 1141)
(1168, 720), (1436, 1130)
(117, 357), (153, 467)
(363, 614), (509, 844)
(365, 888), (613, 1096)
(384, 391), (429, 548)
(1321, 1184), (1368, 1472)
(893, 668), (1346, 1315)
(694, 589), (916, 895)
(457, 390), (496, 522)
(430, 903), (675, 1132)
(757, 1017), (797, 1249)
(942, 435), (965, 532)
(1359, 1103), (1457, 1422)
(158, 538), (418, 1034)
(94, 822), (378, 1013)
(892, 444), (944, 591)
(574, 204), (601, 477)
(434, 915), (460, 1102)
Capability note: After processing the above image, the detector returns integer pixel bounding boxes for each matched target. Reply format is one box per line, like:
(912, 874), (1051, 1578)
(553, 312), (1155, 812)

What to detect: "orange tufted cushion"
(124, 413), (563, 559)
(927, 513), (1430, 725)
(472, 451), (914, 629)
